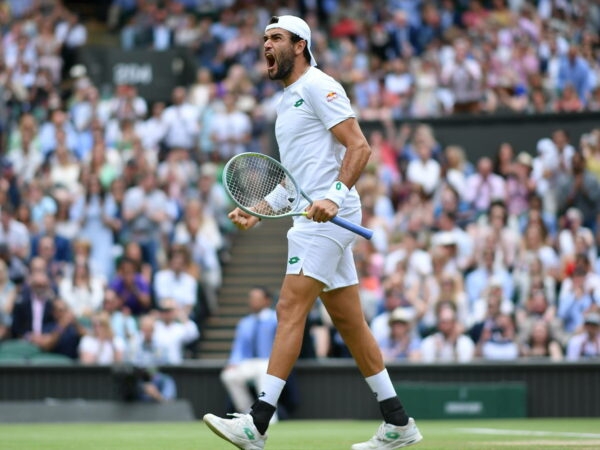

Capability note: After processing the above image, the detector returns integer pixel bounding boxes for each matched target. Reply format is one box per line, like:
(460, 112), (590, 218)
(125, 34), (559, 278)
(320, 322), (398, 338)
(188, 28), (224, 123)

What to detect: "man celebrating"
(203, 15), (422, 450)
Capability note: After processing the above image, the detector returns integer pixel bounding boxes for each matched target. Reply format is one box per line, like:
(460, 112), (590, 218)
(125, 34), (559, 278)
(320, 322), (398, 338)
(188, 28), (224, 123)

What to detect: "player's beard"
(268, 46), (295, 81)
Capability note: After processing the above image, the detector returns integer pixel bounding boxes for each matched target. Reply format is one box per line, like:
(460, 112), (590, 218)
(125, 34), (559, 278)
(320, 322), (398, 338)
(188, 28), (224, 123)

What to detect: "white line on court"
(457, 428), (600, 439)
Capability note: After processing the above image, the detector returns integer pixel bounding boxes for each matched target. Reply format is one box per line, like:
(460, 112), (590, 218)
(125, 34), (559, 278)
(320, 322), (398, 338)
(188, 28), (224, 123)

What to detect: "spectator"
(38, 109), (78, 158)
(31, 214), (72, 266)
(469, 284), (516, 358)
(406, 137), (441, 197)
(520, 317), (563, 360)
(138, 101), (167, 154)
(516, 288), (567, 350)
(370, 282), (412, 344)
(152, 298), (200, 364)
(554, 83), (584, 112)
(440, 38), (483, 114)
(0, 203), (30, 261)
(556, 151), (600, 230)
(557, 207), (596, 268)
(59, 260), (104, 320)
(150, 7), (173, 51)
(505, 152), (536, 222)
(122, 170), (172, 271)
(55, 11), (88, 78)
(420, 302), (475, 363)
(465, 247), (514, 309)
(10, 268), (55, 339)
(421, 272), (469, 334)
(35, 235), (68, 283)
(0, 259), (17, 340)
(35, 18), (63, 84)
(79, 311), (125, 365)
(101, 287), (137, 343)
(516, 222), (560, 278)
(493, 142), (516, 180)
(5, 112), (43, 184)
(107, 84), (147, 123)
(557, 268), (596, 334)
(191, 162), (234, 239)
(28, 298), (87, 360)
(153, 245), (198, 316)
(209, 90), (252, 162)
(49, 143), (81, 195)
(566, 311), (600, 360)
(470, 277), (515, 328)
(431, 211), (475, 272)
(557, 47), (592, 105)
(410, 53), (441, 118)
(70, 174), (116, 280)
(160, 86), (200, 155)
(377, 307), (421, 362)
(463, 157), (506, 217)
(220, 286), (277, 415)
(513, 254), (557, 308)
(109, 257), (152, 317)
(472, 201), (519, 270)
(172, 198), (222, 314)
(104, 178), (127, 251)
(125, 314), (177, 403)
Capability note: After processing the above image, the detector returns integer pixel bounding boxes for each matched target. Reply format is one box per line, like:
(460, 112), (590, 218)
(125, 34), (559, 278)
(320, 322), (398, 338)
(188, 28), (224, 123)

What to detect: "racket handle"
(331, 216), (374, 240)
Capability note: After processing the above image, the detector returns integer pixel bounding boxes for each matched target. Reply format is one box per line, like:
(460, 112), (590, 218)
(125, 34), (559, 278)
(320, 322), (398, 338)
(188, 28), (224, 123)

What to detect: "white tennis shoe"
(351, 418), (423, 449)
(203, 412), (267, 450)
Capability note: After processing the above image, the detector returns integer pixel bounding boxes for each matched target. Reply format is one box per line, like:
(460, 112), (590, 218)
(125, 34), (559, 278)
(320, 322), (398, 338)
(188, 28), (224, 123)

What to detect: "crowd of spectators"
(0, 0), (598, 374)
(109, 0), (600, 118)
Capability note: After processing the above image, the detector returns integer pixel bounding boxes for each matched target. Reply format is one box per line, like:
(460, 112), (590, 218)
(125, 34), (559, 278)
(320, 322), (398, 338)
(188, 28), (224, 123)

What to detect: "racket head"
(222, 152), (304, 219)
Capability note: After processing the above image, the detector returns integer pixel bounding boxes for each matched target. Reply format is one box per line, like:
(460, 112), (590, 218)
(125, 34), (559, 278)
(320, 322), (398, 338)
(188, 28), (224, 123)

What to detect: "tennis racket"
(223, 152), (373, 240)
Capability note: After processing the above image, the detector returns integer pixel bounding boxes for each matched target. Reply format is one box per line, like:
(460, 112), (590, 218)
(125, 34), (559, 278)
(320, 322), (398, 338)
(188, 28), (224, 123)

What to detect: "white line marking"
(458, 428), (600, 439)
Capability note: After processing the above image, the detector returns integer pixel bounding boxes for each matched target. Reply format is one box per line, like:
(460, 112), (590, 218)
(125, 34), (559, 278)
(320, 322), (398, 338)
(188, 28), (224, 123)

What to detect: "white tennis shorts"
(285, 210), (360, 291)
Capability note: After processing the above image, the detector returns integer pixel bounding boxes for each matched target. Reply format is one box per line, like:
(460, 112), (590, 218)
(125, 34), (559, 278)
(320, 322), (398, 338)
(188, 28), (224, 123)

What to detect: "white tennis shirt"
(274, 66), (361, 221)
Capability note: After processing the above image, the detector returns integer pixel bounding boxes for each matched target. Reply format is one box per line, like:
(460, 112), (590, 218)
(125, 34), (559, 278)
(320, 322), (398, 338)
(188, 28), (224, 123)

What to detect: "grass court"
(1, 418), (599, 449)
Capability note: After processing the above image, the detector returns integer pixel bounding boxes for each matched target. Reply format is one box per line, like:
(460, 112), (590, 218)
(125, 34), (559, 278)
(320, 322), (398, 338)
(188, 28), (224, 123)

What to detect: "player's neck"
(283, 62), (311, 87)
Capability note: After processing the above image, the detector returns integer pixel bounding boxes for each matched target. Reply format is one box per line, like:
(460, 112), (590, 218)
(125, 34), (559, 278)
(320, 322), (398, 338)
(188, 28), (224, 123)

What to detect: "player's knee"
(275, 298), (309, 326)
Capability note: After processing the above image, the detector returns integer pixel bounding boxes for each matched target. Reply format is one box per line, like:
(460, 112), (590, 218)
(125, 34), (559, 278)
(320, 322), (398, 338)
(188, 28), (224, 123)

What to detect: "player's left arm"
(330, 117), (372, 189)
(306, 118), (371, 222)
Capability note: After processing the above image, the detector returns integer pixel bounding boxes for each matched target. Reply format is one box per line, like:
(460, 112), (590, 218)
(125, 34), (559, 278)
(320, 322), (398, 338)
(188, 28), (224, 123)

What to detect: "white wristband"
(325, 180), (349, 207)
(264, 183), (290, 212)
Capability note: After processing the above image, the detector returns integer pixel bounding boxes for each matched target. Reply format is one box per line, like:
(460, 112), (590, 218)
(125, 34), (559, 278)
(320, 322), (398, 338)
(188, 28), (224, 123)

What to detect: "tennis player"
(203, 15), (422, 450)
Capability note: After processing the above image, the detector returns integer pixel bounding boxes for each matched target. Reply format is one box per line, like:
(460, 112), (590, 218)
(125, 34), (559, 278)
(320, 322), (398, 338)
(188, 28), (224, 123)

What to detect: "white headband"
(265, 15), (317, 67)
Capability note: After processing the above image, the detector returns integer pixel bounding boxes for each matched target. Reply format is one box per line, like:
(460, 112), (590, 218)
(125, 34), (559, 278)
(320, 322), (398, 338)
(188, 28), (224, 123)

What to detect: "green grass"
(0, 419), (599, 449)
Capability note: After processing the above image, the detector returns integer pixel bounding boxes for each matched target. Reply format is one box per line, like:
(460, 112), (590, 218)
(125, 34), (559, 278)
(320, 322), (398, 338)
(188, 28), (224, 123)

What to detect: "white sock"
(258, 374), (286, 407)
(365, 369), (397, 402)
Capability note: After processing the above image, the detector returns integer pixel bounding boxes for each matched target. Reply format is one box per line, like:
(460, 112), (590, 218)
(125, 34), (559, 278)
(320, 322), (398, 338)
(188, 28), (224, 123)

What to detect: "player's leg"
(320, 284), (383, 376)
(320, 286), (422, 448)
(204, 273), (322, 450)
(267, 273), (324, 379)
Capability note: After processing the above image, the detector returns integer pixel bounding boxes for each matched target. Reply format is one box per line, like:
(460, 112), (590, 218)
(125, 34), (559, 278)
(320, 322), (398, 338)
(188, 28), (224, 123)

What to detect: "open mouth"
(265, 53), (276, 70)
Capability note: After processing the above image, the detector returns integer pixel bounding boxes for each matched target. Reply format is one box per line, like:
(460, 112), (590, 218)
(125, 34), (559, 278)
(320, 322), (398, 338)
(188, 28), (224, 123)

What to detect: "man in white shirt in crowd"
(153, 298), (200, 364)
(0, 204), (30, 261)
(566, 311), (600, 360)
(153, 245), (198, 317)
(420, 302), (475, 363)
(161, 86), (200, 154)
(209, 91), (252, 162)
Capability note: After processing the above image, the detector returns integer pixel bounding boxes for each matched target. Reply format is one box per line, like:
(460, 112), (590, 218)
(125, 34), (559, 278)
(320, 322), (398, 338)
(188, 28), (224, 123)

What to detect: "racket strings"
(225, 155), (298, 216)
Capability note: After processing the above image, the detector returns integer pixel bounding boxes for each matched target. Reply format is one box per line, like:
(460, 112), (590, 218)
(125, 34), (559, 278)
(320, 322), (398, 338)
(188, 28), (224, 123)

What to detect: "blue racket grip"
(331, 216), (374, 240)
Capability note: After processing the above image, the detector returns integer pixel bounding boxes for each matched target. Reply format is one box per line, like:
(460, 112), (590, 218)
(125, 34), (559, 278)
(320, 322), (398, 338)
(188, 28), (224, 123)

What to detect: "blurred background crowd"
(0, 0), (599, 382)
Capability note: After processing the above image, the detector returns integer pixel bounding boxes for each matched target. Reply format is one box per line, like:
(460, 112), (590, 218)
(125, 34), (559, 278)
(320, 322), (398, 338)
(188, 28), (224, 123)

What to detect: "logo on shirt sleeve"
(325, 91), (338, 102)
